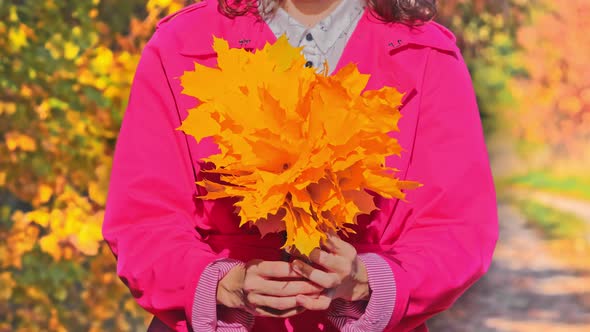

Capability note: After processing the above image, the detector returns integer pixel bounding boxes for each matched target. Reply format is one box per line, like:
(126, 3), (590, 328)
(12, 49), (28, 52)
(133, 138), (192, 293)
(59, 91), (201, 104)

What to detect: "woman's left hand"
(291, 233), (371, 311)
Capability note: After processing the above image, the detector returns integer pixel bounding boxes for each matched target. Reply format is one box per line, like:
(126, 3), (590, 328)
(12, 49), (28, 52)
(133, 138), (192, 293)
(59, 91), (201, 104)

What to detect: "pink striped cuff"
(191, 259), (254, 332)
(327, 253), (396, 332)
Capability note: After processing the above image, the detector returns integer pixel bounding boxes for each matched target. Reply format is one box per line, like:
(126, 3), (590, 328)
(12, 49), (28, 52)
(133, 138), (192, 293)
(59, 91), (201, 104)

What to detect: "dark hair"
(219, 0), (437, 24)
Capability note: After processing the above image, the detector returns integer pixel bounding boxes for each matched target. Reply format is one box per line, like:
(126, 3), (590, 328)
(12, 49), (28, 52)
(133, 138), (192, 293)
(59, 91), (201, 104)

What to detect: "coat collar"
(173, 1), (458, 58)
(170, 2), (458, 108)
(166, 2), (459, 117)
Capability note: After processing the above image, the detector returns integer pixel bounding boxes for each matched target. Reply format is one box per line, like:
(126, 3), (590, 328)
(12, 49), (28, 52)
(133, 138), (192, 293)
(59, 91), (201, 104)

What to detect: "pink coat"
(102, 0), (498, 331)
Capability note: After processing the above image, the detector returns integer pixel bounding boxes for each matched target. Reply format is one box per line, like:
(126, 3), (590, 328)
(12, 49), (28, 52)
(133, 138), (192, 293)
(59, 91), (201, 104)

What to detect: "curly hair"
(218, 0), (437, 24)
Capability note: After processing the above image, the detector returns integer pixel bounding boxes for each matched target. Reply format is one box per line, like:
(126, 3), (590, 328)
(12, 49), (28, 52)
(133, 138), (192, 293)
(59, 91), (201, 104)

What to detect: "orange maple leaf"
(178, 36), (421, 256)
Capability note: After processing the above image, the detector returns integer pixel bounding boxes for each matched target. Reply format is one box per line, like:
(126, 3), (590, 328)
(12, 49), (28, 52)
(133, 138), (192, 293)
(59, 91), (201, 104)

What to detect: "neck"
(281, 0), (343, 27)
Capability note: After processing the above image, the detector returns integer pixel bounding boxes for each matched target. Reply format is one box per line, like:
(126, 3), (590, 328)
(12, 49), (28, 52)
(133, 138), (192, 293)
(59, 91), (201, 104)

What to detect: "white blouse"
(263, 0), (366, 75)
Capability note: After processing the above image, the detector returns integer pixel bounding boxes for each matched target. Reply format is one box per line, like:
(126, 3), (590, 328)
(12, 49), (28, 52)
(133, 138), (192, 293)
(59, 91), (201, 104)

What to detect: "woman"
(102, 0), (498, 331)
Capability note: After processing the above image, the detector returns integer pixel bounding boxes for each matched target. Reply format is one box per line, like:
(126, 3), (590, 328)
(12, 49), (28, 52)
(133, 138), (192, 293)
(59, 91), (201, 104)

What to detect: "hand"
(217, 260), (324, 318)
(291, 233), (370, 311)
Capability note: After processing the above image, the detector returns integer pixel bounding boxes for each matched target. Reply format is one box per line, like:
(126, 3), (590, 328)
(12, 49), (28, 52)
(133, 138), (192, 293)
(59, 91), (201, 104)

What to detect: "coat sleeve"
(377, 47), (498, 331)
(326, 253), (396, 331)
(193, 260), (254, 332)
(102, 32), (231, 331)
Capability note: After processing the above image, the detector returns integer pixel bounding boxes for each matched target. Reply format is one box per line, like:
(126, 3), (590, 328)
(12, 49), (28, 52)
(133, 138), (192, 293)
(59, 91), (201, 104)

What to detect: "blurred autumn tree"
(437, 0), (534, 133)
(0, 0), (189, 331)
(510, 0), (590, 160)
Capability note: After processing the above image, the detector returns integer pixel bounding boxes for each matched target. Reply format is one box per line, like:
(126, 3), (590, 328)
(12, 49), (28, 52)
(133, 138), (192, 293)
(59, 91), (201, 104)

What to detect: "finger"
(295, 294), (333, 311)
(320, 233), (335, 251)
(246, 293), (298, 311)
(259, 279), (324, 296)
(326, 233), (356, 259)
(253, 306), (305, 318)
(308, 249), (346, 273)
(255, 261), (301, 279)
(292, 260), (340, 288)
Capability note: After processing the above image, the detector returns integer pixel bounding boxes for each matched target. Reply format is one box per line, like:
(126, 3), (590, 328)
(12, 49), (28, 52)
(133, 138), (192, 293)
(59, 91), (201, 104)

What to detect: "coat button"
(306, 33), (313, 41)
(305, 61), (314, 68)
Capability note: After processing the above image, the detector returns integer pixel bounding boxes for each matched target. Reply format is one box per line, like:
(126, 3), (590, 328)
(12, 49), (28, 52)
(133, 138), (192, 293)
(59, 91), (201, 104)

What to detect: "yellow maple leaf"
(178, 35), (420, 256)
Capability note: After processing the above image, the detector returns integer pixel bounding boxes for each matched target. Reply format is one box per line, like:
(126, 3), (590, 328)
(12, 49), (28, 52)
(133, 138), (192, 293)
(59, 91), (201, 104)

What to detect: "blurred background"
(0, 0), (588, 331)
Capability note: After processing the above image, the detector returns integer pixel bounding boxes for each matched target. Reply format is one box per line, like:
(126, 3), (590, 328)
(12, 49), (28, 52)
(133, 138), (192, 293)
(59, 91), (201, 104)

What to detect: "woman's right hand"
(217, 260), (324, 318)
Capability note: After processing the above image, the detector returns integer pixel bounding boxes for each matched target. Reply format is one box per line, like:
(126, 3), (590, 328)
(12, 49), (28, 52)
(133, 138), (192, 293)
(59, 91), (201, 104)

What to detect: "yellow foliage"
(63, 41), (80, 60)
(147, 0), (184, 13)
(179, 36), (420, 256)
(5, 131), (36, 152)
(0, 272), (16, 301)
(0, 101), (17, 115)
(26, 286), (50, 303)
(88, 182), (107, 205)
(20, 84), (33, 98)
(37, 184), (54, 204)
(8, 6), (18, 21)
(8, 25), (27, 51)
(91, 47), (114, 74)
(49, 308), (67, 332)
(512, 0), (590, 155)
(3, 212), (39, 268)
(73, 213), (103, 256)
(35, 100), (50, 119)
(148, 0), (173, 10)
(25, 209), (51, 227)
(39, 233), (62, 261)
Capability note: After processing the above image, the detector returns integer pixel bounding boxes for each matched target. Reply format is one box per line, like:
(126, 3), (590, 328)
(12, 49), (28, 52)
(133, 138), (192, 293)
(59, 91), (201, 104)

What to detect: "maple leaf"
(178, 35), (421, 256)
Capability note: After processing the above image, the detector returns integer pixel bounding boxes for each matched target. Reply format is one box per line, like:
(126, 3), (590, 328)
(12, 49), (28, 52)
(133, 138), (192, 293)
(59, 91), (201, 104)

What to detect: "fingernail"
(292, 262), (302, 272)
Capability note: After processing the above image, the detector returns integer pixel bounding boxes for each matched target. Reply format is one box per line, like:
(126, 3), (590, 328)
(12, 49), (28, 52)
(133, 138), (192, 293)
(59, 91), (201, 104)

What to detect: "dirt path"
(427, 203), (590, 332)
(526, 191), (590, 225)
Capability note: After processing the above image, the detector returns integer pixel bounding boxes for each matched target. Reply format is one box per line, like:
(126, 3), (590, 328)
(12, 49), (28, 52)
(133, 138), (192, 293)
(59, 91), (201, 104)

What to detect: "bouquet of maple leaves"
(178, 36), (420, 256)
